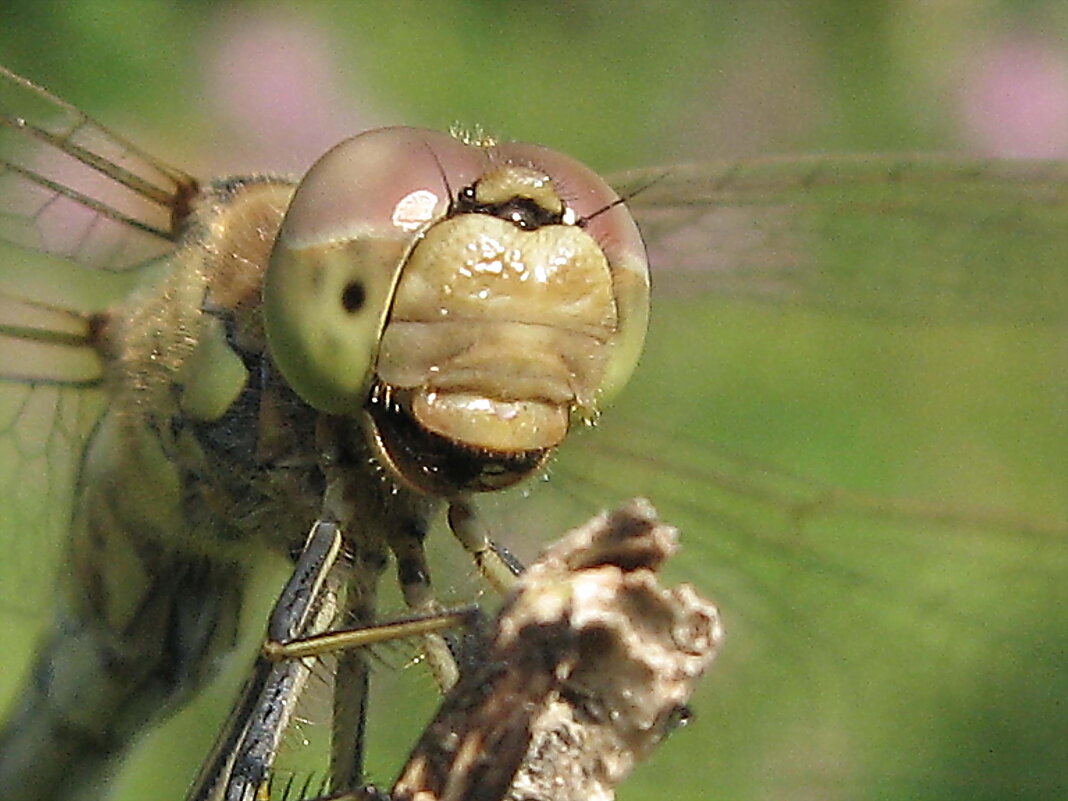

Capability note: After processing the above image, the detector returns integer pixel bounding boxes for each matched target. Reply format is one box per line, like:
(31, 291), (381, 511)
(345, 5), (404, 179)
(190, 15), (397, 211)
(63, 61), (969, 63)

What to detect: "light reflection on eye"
(392, 188), (440, 232)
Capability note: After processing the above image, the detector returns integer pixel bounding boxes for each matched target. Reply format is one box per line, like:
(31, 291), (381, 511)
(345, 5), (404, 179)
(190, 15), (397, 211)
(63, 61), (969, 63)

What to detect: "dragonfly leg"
(330, 532), (388, 793)
(272, 605), (482, 801)
(382, 516), (461, 699)
(186, 516), (459, 800)
(185, 519), (344, 801)
(447, 498), (524, 594)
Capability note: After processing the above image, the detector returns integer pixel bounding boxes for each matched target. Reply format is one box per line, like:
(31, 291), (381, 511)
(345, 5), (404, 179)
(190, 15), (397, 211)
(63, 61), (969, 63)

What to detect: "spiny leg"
(185, 519), (344, 801)
(188, 514), (476, 800)
(383, 499), (524, 699)
(263, 605), (481, 801)
(330, 537), (388, 793)
(447, 498), (525, 595)
(384, 514), (464, 694)
(204, 497), (526, 798)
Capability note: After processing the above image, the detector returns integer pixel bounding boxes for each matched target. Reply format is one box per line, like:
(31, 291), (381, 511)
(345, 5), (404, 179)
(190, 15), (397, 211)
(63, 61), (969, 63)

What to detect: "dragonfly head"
(265, 127), (649, 496)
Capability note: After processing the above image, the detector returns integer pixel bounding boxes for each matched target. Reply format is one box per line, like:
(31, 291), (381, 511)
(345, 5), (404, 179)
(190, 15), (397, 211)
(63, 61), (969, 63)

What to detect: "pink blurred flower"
(957, 33), (1068, 158)
(199, 8), (386, 174)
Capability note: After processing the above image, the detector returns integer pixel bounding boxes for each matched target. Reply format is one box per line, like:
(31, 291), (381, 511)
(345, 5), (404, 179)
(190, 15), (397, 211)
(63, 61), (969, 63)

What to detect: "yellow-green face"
(265, 127), (649, 494)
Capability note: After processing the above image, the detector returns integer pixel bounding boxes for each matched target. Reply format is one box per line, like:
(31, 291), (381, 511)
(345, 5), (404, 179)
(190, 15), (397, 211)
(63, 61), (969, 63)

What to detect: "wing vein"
(1, 158), (176, 242)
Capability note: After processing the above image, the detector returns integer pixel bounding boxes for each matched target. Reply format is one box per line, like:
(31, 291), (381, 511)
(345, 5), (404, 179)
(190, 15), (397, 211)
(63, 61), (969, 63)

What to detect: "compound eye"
(264, 127), (486, 413)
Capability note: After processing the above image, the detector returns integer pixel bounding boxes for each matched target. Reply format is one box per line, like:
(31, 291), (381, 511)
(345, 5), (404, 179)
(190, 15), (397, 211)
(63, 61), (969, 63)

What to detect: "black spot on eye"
(341, 281), (366, 313)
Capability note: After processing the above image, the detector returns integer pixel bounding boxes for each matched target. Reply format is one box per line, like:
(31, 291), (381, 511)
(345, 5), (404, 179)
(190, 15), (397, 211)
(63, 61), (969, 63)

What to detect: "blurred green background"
(1, 2), (1067, 800)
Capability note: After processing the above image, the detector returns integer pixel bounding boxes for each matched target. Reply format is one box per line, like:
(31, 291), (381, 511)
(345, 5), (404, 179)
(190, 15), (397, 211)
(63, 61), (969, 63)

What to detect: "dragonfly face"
(0, 62), (1066, 801)
(265, 126), (649, 495)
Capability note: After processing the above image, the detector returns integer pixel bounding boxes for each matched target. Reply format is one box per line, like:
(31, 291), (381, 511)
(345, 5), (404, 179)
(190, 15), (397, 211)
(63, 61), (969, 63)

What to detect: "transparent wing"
(511, 156), (1068, 800)
(0, 66), (194, 619)
(612, 155), (1068, 324)
(0, 65), (195, 271)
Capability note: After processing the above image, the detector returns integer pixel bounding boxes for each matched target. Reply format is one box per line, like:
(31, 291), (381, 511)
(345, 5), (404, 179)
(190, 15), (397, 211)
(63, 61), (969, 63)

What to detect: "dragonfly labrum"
(0, 65), (1066, 801)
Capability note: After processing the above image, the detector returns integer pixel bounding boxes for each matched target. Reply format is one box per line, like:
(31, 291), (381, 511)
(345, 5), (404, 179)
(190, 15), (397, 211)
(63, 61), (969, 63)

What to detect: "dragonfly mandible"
(0, 63), (1066, 801)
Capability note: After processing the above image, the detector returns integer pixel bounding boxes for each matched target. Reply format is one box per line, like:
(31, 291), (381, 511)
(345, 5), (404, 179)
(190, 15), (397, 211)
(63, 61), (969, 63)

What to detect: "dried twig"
(322, 498), (722, 801)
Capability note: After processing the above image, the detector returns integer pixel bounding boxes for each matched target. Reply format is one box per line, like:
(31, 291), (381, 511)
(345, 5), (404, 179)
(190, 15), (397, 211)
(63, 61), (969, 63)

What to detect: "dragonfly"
(0, 64), (1065, 801)
(0, 65), (650, 801)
